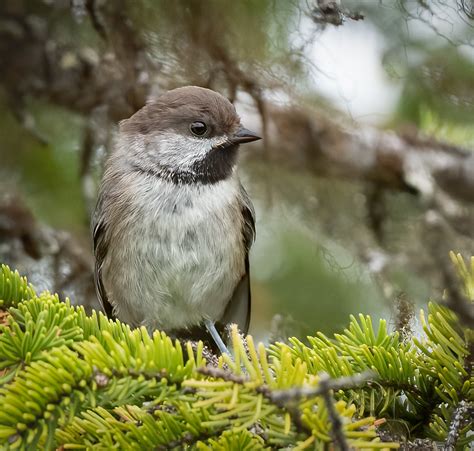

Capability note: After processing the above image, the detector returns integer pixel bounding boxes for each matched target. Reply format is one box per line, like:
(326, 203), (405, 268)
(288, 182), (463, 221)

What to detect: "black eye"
(190, 121), (208, 136)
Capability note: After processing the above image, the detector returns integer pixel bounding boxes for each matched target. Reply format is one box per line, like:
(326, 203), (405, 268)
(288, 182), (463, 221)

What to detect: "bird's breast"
(103, 175), (246, 330)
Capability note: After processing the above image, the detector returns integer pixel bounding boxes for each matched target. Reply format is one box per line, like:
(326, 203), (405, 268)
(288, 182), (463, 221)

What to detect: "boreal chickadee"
(92, 86), (260, 353)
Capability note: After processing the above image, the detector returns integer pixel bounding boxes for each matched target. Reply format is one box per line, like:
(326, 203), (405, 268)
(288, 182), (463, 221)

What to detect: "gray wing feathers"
(221, 184), (255, 335)
(240, 185), (256, 251)
(92, 201), (115, 318)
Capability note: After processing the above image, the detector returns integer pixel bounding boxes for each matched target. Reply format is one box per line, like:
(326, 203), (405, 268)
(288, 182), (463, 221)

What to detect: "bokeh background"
(1, 0), (473, 342)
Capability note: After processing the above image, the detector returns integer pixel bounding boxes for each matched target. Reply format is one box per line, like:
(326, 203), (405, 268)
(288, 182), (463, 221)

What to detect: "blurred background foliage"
(0, 0), (473, 341)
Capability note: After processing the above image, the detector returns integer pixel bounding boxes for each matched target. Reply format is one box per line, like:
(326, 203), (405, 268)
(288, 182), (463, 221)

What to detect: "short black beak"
(231, 127), (262, 145)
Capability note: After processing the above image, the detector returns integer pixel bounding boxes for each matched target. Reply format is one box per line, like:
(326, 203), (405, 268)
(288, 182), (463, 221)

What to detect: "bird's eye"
(190, 121), (208, 136)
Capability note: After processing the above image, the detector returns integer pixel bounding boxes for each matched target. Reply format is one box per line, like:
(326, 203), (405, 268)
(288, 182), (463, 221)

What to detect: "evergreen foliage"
(0, 261), (472, 450)
(0, 265), (35, 309)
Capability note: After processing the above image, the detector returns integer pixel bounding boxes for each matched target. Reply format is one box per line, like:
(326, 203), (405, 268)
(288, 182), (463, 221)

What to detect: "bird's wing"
(221, 184), (255, 335)
(91, 200), (115, 319)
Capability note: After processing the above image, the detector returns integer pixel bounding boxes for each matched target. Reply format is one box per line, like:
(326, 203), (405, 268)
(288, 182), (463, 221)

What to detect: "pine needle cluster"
(0, 258), (472, 450)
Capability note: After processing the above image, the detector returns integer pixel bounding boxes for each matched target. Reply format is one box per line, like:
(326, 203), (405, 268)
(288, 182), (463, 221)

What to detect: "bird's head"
(119, 86), (261, 184)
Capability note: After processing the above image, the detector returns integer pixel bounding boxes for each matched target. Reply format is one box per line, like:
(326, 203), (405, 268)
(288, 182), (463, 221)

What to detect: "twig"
(260, 371), (374, 404)
(443, 400), (472, 451)
(197, 366), (249, 384)
(198, 366), (374, 403)
(262, 371), (373, 449)
(197, 366), (311, 434)
(198, 365), (374, 441)
(318, 373), (349, 451)
(262, 371), (374, 440)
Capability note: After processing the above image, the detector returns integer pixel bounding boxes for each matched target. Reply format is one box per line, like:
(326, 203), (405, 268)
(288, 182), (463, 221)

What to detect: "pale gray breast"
(100, 172), (246, 330)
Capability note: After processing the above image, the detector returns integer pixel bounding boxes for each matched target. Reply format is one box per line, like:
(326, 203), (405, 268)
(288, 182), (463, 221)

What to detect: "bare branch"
(319, 373), (349, 450)
(197, 366), (249, 384)
(443, 400), (473, 450)
(266, 106), (474, 208)
(261, 371), (374, 404)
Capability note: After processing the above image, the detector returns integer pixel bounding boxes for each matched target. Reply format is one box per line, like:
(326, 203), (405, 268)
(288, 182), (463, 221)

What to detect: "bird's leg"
(204, 319), (231, 356)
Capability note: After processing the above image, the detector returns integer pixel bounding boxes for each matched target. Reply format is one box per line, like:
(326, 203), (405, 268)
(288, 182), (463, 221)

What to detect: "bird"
(92, 86), (260, 354)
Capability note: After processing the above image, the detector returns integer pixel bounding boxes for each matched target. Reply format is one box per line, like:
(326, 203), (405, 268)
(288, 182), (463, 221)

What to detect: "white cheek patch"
(153, 133), (229, 171)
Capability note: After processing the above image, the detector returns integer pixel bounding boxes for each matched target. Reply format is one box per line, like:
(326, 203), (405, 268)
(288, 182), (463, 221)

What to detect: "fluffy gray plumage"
(92, 86), (257, 343)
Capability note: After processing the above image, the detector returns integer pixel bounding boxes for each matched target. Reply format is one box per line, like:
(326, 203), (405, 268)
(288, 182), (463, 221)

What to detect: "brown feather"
(121, 86), (240, 137)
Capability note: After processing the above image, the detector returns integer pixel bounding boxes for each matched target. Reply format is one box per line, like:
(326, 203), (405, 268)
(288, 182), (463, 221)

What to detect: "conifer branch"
(0, 263), (472, 449)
